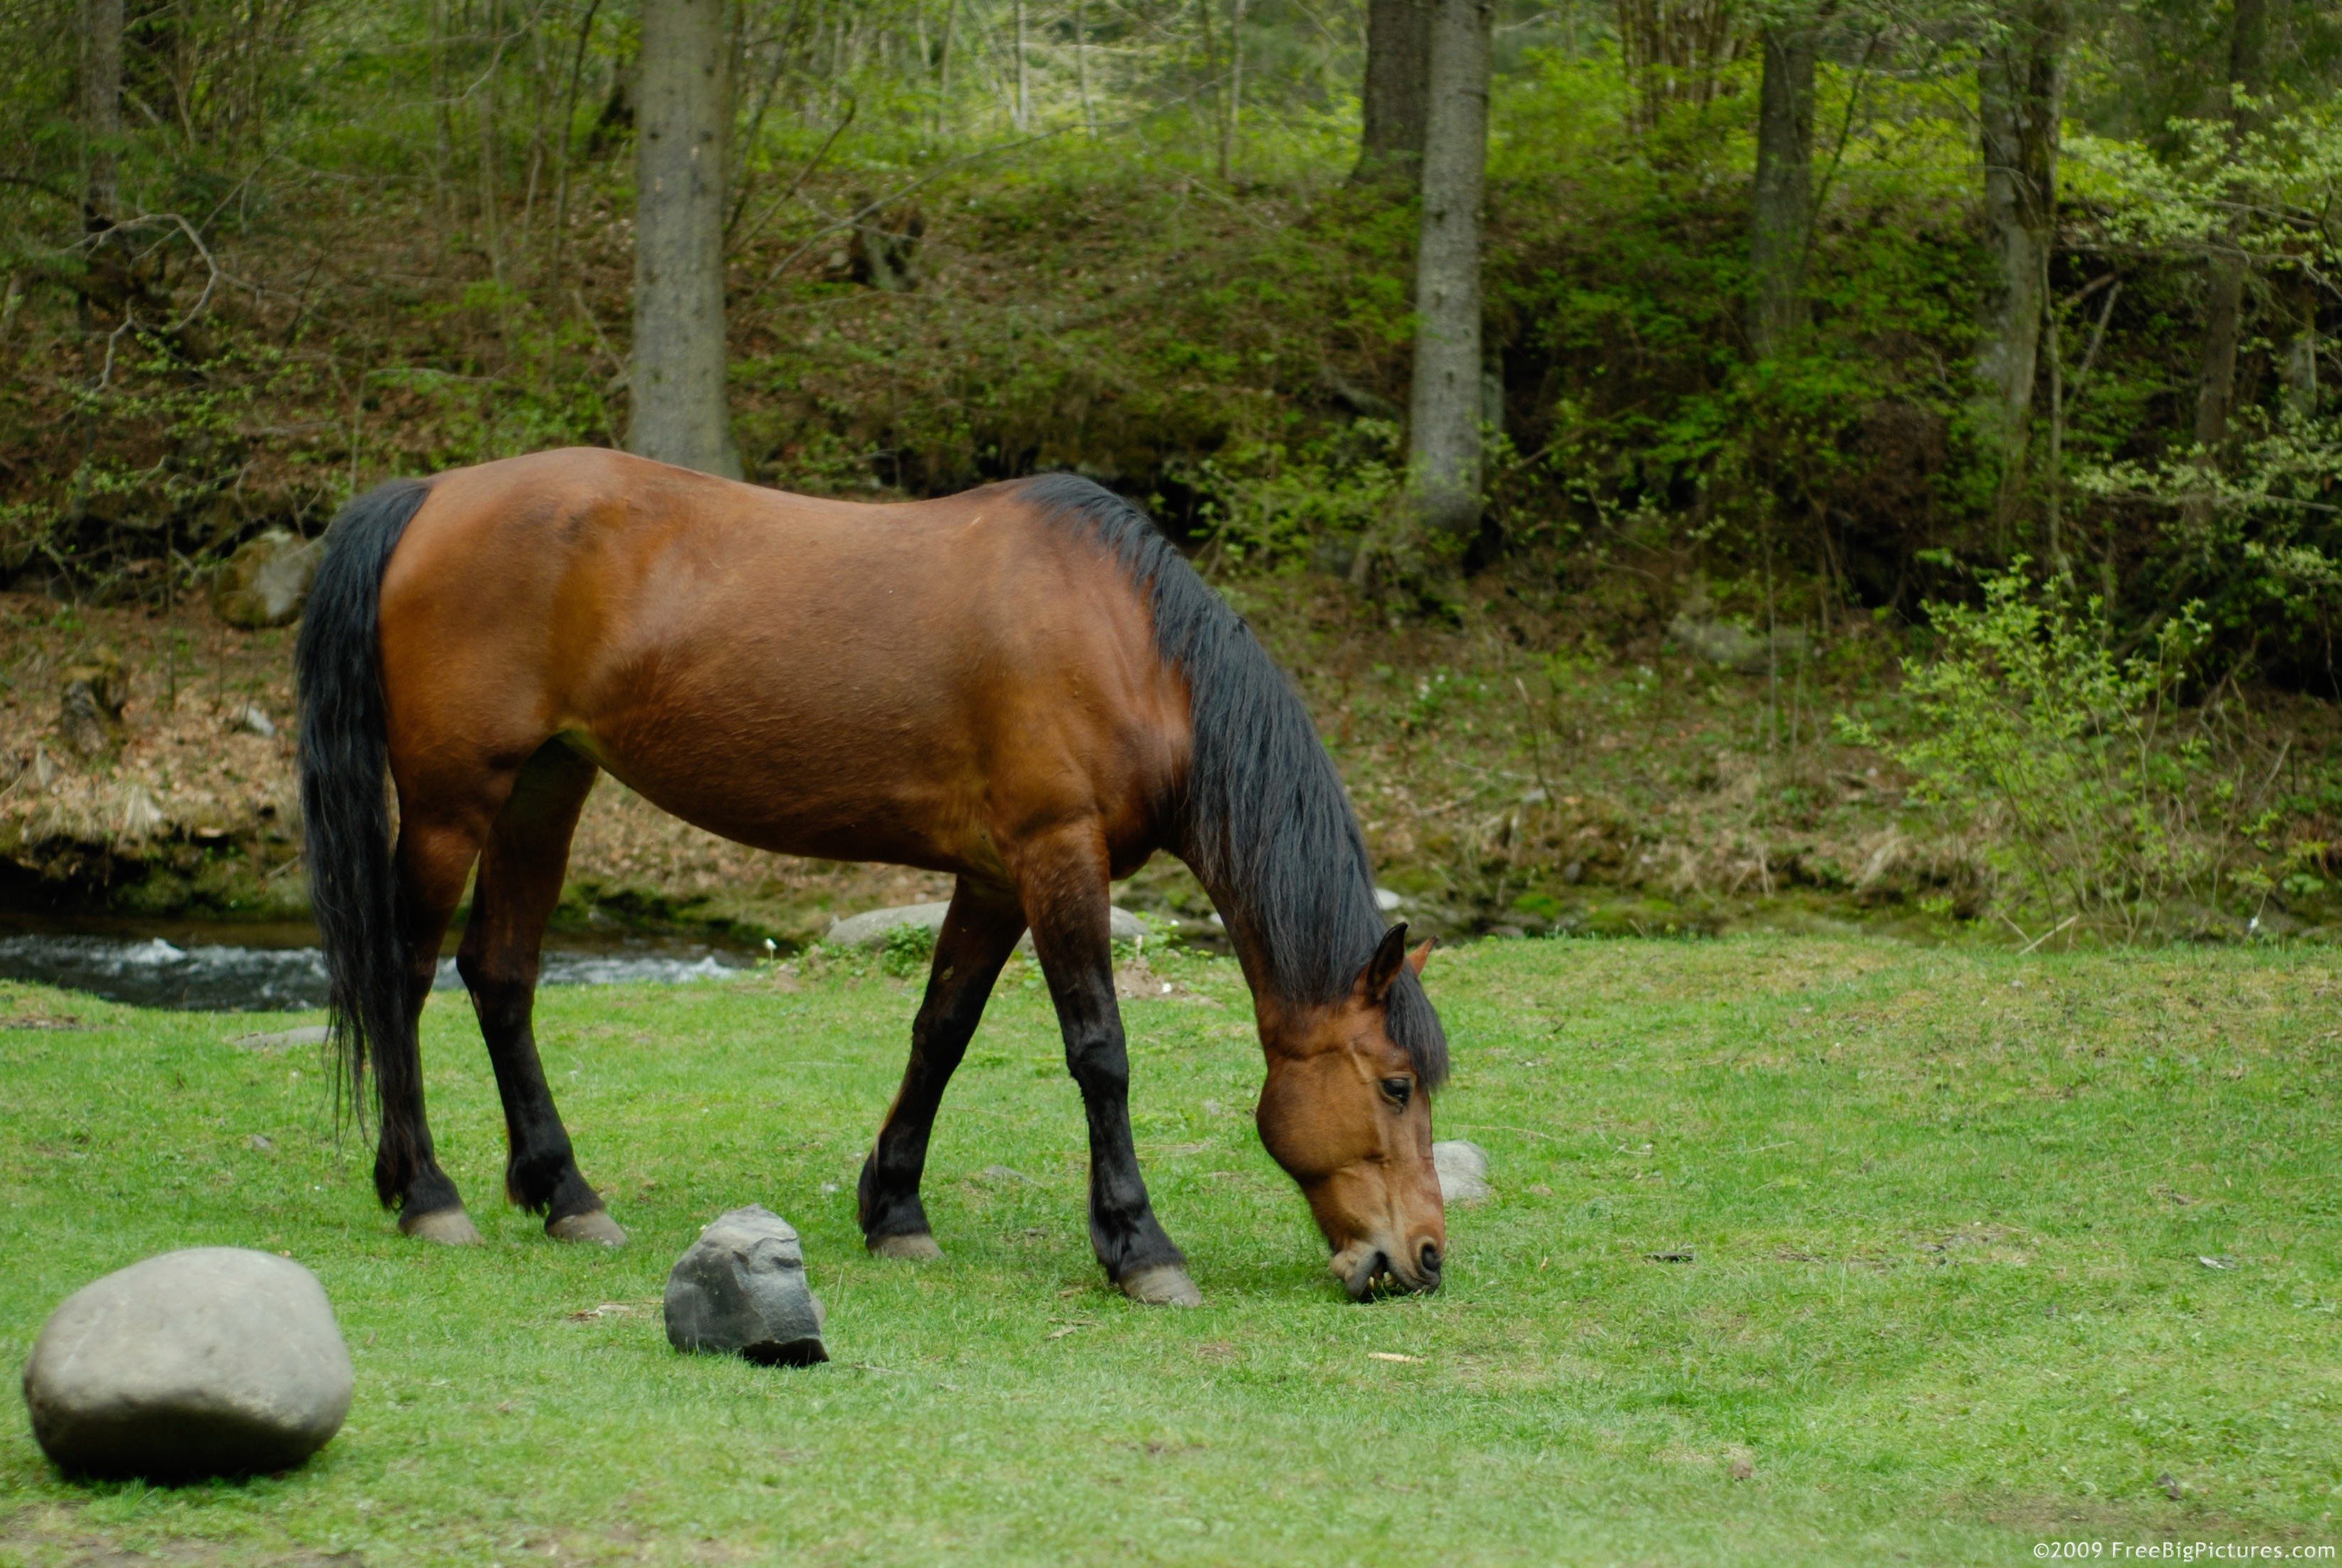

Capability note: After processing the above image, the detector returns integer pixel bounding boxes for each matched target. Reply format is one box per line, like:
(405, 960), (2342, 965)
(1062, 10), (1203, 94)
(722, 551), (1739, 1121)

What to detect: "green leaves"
(1846, 563), (2244, 941)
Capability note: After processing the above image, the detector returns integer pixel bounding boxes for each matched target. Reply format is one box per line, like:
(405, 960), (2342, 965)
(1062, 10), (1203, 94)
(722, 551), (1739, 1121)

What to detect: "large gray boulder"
(1667, 612), (1809, 676)
(21, 1248), (354, 1479)
(213, 530), (325, 629)
(827, 901), (1145, 951)
(1434, 1139), (1491, 1206)
(664, 1206), (828, 1367)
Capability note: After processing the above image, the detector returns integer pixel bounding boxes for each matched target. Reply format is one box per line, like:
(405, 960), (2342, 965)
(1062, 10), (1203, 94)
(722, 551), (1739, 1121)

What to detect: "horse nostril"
(1419, 1241), (1442, 1277)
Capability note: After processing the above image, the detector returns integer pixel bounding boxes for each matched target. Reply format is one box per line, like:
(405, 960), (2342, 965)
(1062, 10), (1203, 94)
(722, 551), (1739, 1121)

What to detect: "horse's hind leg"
(456, 741), (625, 1245)
(383, 813), (490, 1243)
(858, 878), (1026, 1259)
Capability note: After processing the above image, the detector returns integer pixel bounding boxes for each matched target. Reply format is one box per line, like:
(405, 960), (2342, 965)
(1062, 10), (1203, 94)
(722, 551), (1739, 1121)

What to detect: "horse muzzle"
(1332, 1236), (1444, 1299)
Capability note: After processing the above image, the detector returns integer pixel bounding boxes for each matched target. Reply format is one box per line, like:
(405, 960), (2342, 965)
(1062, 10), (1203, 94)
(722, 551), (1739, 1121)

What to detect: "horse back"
(375, 448), (1189, 880)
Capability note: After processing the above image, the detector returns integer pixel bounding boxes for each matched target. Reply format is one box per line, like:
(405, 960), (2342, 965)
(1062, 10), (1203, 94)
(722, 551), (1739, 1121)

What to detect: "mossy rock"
(213, 531), (324, 629)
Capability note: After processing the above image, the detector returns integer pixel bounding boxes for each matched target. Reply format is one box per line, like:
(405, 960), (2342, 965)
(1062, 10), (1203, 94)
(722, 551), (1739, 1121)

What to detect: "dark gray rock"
(1434, 1139), (1491, 1206)
(21, 1248), (354, 1479)
(664, 1206), (828, 1367)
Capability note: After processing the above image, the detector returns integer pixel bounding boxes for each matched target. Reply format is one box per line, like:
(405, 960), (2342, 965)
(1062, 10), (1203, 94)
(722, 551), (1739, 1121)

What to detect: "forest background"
(1, 0), (2341, 952)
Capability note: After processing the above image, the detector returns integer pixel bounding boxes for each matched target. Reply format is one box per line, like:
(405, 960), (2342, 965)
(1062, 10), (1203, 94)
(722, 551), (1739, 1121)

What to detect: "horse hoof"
(547, 1210), (629, 1247)
(868, 1232), (943, 1262)
(1119, 1265), (1202, 1306)
(400, 1208), (483, 1245)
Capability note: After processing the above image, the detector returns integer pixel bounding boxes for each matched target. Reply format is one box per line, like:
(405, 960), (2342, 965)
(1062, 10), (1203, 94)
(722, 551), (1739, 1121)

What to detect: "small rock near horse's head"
(1254, 924), (1447, 1299)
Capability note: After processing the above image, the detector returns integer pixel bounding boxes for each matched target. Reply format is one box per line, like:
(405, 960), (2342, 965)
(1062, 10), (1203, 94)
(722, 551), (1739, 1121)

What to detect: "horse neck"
(1209, 895), (1284, 1024)
(1183, 841), (1368, 1046)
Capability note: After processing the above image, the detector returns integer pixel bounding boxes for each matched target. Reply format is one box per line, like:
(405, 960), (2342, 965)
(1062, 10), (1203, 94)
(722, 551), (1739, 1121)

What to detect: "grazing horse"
(295, 448), (1449, 1304)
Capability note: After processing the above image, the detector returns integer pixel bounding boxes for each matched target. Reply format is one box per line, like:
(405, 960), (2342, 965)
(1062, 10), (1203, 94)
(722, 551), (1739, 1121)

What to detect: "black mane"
(1022, 473), (1448, 1090)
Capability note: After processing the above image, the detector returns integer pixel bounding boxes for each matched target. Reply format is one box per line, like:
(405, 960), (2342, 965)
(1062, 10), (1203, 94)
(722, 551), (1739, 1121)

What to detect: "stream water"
(0, 917), (754, 1012)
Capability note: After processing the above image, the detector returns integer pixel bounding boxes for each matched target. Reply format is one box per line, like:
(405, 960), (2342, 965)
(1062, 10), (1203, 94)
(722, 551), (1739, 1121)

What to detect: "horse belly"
(566, 645), (1006, 878)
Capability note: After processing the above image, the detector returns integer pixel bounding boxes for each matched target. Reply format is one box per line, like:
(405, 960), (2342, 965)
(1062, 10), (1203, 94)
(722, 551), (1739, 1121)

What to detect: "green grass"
(1, 936), (2338, 1565)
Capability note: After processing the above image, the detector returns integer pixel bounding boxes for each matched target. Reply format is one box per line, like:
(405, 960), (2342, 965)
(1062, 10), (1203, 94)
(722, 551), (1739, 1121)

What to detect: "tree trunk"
(1352, 0), (1431, 184)
(476, 0), (508, 288)
(1014, 0), (1029, 132)
(1747, 13), (1822, 358)
(1616, 0), (1744, 136)
(2278, 263), (2319, 423)
(630, 0), (740, 478)
(936, 0), (958, 140)
(2194, 0), (2269, 453)
(1406, 0), (1492, 545)
(1075, 0), (1094, 135)
(1974, 0), (2066, 534)
(1220, 0), (1245, 184)
(432, 0), (456, 223)
(551, 0), (606, 281)
(80, 0), (123, 228)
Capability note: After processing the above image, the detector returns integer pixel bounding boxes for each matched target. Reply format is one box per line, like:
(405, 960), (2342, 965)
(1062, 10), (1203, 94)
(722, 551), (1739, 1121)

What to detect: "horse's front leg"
(1015, 829), (1199, 1306)
(858, 878), (1026, 1258)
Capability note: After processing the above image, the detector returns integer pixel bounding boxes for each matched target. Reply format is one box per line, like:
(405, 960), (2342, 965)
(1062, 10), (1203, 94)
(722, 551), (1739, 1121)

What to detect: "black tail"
(296, 477), (432, 1204)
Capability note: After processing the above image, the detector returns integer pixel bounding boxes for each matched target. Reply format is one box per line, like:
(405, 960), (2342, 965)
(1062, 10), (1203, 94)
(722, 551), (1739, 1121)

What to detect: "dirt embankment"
(0, 594), (951, 940)
(0, 582), (1961, 948)
(13, 577), (2326, 948)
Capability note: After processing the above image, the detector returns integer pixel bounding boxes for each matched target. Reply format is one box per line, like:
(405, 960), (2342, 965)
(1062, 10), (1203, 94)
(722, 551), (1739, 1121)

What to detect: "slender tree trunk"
(1617, 0), (1744, 135)
(551, 0), (605, 282)
(476, 0), (508, 286)
(1406, 0), (1493, 545)
(1975, 0), (2066, 538)
(1014, 0), (1029, 131)
(432, 0), (456, 224)
(1075, 0), (1094, 135)
(1352, 0), (1431, 184)
(79, 0), (123, 230)
(2278, 263), (2319, 422)
(2195, 0), (2269, 454)
(936, 0), (957, 140)
(517, 17), (551, 255)
(1747, 11), (1822, 358)
(1220, 0), (1245, 182)
(631, 0), (740, 478)
(2197, 262), (2248, 449)
(1196, 0), (1216, 144)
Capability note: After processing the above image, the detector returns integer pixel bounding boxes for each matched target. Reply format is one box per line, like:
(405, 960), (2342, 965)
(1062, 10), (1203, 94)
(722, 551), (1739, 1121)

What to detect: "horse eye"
(1380, 1077), (1412, 1109)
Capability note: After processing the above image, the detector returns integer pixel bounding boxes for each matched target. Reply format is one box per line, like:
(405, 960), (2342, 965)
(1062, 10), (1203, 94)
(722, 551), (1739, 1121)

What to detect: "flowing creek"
(0, 917), (756, 1012)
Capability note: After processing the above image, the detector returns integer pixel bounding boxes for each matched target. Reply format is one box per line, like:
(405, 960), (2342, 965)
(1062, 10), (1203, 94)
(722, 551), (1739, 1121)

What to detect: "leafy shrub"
(1176, 422), (1405, 573)
(2073, 412), (2342, 673)
(880, 920), (939, 978)
(1842, 564), (2264, 941)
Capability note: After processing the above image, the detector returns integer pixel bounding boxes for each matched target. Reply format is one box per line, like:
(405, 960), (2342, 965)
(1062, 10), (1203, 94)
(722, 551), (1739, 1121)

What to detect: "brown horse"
(295, 448), (1449, 1304)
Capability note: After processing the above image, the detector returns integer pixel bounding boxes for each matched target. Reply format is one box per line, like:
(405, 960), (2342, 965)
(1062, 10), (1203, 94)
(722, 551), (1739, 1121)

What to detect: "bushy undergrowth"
(4, 22), (2338, 685)
(1843, 566), (2307, 941)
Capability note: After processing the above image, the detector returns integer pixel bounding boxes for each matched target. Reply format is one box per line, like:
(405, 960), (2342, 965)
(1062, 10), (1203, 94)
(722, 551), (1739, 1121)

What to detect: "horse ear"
(1358, 923), (1410, 1007)
(1407, 936), (1433, 977)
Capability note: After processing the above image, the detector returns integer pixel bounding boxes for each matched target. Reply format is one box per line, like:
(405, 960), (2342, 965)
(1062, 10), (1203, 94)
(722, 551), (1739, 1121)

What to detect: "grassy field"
(0, 934), (2336, 1565)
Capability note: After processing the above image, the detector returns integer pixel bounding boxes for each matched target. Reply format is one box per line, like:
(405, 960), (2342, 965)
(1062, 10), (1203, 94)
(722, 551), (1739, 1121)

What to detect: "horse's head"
(1255, 924), (1447, 1299)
